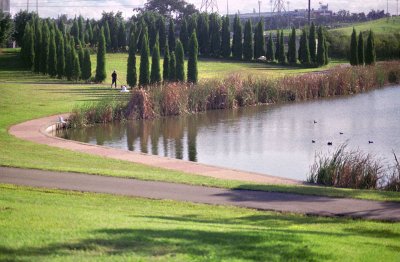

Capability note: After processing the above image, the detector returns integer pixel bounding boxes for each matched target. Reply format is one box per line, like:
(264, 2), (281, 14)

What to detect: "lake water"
(59, 86), (400, 180)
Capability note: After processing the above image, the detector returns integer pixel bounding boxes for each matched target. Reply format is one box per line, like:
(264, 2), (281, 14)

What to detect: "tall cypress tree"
(22, 23), (35, 69)
(188, 15), (197, 36)
(209, 13), (221, 57)
(275, 30), (280, 61)
(34, 18), (42, 73)
(243, 20), (253, 61)
(163, 43), (170, 81)
(299, 28), (310, 65)
(65, 42), (72, 80)
(78, 43), (84, 74)
(78, 16), (84, 44)
(95, 27), (107, 82)
(365, 30), (376, 65)
(157, 17), (166, 54)
(175, 40), (185, 82)
(232, 14), (242, 60)
(56, 30), (65, 78)
(70, 18), (80, 45)
(317, 26), (326, 66)
(40, 22), (50, 74)
(118, 22), (127, 50)
(86, 19), (93, 45)
(278, 30), (286, 64)
(266, 33), (275, 61)
(350, 28), (358, 66)
(150, 36), (161, 84)
(48, 30), (57, 77)
(127, 32), (137, 87)
(168, 18), (176, 53)
(139, 29), (150, 86)
(357, 32), (365, 66)
(169, 51), (176, 81)
(287, 27), (297, 64)
(254, 20), (265, 59)
(82, 48), (92, 81)
(188, 31), (198, 83)
(180, 18), (189, 54)
(197, 13), (209, 56)
(221, 16), (231, 58)
(71, 54), (81, 81)
(323, 37), (329, 65)
(103, 21), (111, 50)
(309, 22), (316, 63)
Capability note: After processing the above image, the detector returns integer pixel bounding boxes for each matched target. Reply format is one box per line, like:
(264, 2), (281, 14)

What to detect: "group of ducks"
(311, 120), (374, 145)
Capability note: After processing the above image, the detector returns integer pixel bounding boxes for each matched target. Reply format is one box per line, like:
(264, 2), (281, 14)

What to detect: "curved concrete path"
(9, 114), (300, 185)
(2, 167), (400, 221)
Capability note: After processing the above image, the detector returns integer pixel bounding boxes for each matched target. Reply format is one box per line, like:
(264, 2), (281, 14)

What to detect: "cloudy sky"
(10, 0), (396, 19)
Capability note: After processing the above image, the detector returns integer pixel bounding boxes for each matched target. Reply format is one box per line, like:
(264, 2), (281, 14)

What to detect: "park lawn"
(1, 49), (400, 202)
(1, 184), (400, 261)
(330, 17), (400, 35)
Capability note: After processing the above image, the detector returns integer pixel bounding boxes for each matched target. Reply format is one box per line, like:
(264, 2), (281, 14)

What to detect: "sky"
(9, 0), (397, 19)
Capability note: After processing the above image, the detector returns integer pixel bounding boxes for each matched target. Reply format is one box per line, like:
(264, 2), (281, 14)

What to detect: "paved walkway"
(2, 167), (400, 221)
(9, 114), (300, 185)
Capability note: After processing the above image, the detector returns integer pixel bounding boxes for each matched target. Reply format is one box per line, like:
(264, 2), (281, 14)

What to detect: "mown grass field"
(330, 17), (400, 35)
(1, 184), (400, 261)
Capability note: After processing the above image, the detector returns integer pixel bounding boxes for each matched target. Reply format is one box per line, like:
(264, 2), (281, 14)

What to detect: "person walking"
(111, 70), (117, 88)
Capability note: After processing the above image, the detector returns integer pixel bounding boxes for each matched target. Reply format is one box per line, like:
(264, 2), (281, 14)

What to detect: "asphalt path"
(2, 167), (400, 221)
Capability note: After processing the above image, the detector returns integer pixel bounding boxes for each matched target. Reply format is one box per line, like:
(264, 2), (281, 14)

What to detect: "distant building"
(315, 4), (333, 17)
(0, 0), (10, 13)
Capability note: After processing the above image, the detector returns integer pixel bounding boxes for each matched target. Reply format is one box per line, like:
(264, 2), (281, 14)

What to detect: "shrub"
(95, 27), (106, 82)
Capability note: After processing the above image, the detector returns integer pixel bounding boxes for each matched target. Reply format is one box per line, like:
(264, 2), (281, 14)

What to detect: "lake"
(59, 85), (400, 180)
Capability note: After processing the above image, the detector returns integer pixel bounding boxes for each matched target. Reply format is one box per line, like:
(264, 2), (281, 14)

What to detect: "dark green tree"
(232, 14), (242, 60)
(187, 15), (197, 36)
(323, 36), (329, 65)
(70, 19), (80, 45)
(150, 36), (161, 84)
(298, 28), (310, 65)
(139, 30), (150, 86)
(287, 27), (297, 64)
(48, 30), (57, 77)
(275, 30), (280, 61)
(118, 22), (127, 50)
(169, 51), (176, 81)
(82, 48), (92, 81)
(266, 33), (275, 61)
(220, 16), (231, 58)
(309, 22), (316, 63)
(254, 20), (265, 59)
(365, 30), (376, 65)
(197, 13), (209, 55)
(65, 41), (73, 80)
(278, 30), (286, 64)
(127, 32), (137, 87)
(33, 18), (42, 73)
(317, 26), (326, 66)
(175, 40), (185, 81)
(350, 28), (358, 66)
(187, 31), (198, 83)
(163, 43), (170, 81)
(103, 21), (111, 50)
(179, 18), (189, 54)
(86, 19), (93, 45)
(21, 23), (35, 69)
(78, 16), (84, 44)
(209, 13), (221, 57)
(243, 20), (253, 61)
(95, 27), (107, 82)
(157, 17), (166, 54)
(78, 43), (84, 74)
(357, 32), (365, 66)
(40, 22), (50, 74)
(168, 18), (176, 52)
(56, 30), (65, 78)
(71, 54), (81, 81)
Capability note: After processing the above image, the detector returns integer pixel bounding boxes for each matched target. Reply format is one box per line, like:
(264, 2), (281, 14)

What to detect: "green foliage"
(298, 29), (310, 65)
(139, 30), (150, 86)
(40, 22), (50, 74)
(70, 19), (80, 45)
(118, 22), (127, 50)
(82, 49), (92, 81)
(324, 37), (329, 65)
(86, 19), (93, 45)
(365, 30), (376, 65)
(317, 26), (326, 66)
(168, 18), (176, 53)
(209, 13), (221, 57)
(78, 44), (84, 75)
(179, 19), (189, 54)
(95, 27), (107, 82)
(175, 40), (185, 82)
(103, 21), (111, 50)
(358, 32), (365, 65)
(157, 18), (166, 54)
(197, 13), (209, 56)
(56, 30), (65, 78)
(163, 44), (170, 81)
(309, 22), (316, 63)
(78, 16), (85, 44)
(266, 33), (275, 61)
(188, 31), (198, 83)
(71, 54), (81, 81)
(21, 23), (35, 69)
(254, 20), (265, 59)
(232, 14), (242, 60)
(64, 42), (73, 80)
(150, 36), (161, 84)
(33, 18), (42, 73)
(243, 20), (253, 61)
(127, 32), (137, 87)
(168, 51), (176, 81)
(48, 30), (58, 77)
(12, 10), (35, 47)
(278, 31), (286, 64)
(350, 28), (358, 65)
(275, 30), (280, 61)
(287, 27), (297, 64)
(187, 15), (197, 36)
(220, 16), (231, 59)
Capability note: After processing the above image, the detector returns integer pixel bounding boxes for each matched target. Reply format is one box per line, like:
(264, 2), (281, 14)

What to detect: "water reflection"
(60, 86), (400, 180)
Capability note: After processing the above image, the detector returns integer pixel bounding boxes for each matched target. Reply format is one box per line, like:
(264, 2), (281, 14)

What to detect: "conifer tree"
(127, 32), (137, 87)
(232, 14), (242, 60)
(209, 13), (221, 57)
(95, 27), (107, 82)
(92, 24), (99, 47)
(150, 36), (161, 84)
(266, 33), (275, 61)
(299, 28), (310, 65)
(278, 31), (286, 64)
(163, 44), (170, 81)
(40, 22), (50, 74)
(78, 16), (84, 44)
(287, 27), (297, 64)
(157, 17), (166, 54)
(103, 21), (111, 50)
(221, 16), (231, 58)
(254, 20), (265, 59)
(197, 13), (209, 56)
(188, 31), (198, 83)
(365, 30), (376, 65)
(350, 27), (358, 66)
(118, 22), (127, 50)
(243, 20), (253, 61)
(323, 37), (329, 65)
(86, 19), (93, 45)
(188, 15), (197, 36)
(22, 24), (35, 69)
(317, 26), (326, 66)
(275, 30), (280, 61)
(78, 43), (84, 74)
(168, 18), (176, 53)
(180, 18), (189, 54)
(70, 19), (80, 45)
(82, 48), (92, 81)
(48, 30), (57, 77)
(169, 51), (176, 81)
(175, 40), (185, 82)
(56, 30), (65, 78)
(309, 22), (316, 63)
(139, 29), (150, 86)
(71, 54), (81, 81)
(65, 44), (72, 80)
(34, 18), (42, 73)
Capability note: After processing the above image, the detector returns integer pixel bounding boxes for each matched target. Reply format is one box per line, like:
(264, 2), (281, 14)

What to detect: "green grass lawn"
(0, 49), (399, 202)
(330, 17), (400, 35)
(1, 184), (400, 261)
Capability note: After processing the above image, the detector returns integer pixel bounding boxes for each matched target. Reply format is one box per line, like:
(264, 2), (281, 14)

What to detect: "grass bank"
(1, 49), (400, 202)
(1, 184), (400, 261)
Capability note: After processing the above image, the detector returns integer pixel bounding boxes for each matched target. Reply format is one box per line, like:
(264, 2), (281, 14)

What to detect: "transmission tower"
(200, 0), (219, 13)
(272, 0), (286, 14)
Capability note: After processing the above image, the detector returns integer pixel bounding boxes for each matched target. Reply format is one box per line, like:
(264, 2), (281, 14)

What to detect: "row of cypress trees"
(126, 27), (199, 88)
(350, 28), (376, 66)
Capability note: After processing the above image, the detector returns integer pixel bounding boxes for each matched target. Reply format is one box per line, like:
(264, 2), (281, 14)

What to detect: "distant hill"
(329, 17), (400, 35)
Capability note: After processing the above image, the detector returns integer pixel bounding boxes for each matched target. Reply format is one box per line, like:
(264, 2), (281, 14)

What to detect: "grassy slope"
(1, 184), (400, 261)
(330, 17), (400, 35)
(1, 49), (399, 202)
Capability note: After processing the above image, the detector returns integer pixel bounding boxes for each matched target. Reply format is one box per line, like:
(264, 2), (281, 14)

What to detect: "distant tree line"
(350, 28), (376, 66)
